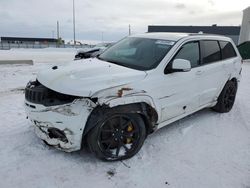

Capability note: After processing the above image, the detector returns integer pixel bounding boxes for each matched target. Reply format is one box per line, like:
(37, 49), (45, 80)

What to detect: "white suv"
(25, 33), (242, 161)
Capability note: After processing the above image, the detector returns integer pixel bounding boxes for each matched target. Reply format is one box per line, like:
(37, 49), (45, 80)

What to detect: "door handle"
(196, 70), (203, 75)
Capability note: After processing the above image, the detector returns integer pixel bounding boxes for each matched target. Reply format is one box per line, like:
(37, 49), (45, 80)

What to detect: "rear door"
(196, 40), (228, 106)
(219, 41), (238, 76)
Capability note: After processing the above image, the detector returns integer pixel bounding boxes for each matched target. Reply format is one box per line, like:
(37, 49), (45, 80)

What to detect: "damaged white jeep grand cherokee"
(25, 33), (242, 161)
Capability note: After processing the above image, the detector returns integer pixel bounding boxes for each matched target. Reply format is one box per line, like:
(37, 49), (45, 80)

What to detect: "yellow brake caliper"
(126, 123), (134, 144)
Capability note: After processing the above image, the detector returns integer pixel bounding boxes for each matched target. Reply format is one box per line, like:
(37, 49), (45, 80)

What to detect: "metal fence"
(0, 42), (93, 50)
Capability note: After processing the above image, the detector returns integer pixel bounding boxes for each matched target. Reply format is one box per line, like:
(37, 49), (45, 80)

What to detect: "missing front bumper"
(25, 98), (96, 152)
(33, 123), (76, 152)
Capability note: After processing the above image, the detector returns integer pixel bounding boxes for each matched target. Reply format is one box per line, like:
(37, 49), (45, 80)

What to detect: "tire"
(212, 80), (237, 113)
(87, 112), (146, 161)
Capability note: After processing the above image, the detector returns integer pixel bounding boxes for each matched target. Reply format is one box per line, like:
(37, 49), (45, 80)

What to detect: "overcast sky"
(0, 0), (249, 42)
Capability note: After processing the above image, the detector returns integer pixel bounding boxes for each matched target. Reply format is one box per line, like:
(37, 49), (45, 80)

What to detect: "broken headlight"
(25, 80), (81, 106)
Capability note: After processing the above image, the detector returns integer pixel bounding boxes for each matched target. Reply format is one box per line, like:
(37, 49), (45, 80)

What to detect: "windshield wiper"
(107, 60), (130, 68)
(97, 56), (124, 66)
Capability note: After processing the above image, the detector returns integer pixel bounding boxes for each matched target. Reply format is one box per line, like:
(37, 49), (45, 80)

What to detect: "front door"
(154, 41), (201, 124)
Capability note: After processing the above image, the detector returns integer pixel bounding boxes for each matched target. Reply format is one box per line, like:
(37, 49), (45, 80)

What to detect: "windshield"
(99, 37), (175, 70)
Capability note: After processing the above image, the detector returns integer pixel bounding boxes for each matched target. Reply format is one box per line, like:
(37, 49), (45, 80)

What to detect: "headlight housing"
(25, 80), (81, 106)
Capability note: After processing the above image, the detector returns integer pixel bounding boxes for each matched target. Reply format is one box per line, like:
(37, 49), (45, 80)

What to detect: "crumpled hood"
(37, 58), (147, 97)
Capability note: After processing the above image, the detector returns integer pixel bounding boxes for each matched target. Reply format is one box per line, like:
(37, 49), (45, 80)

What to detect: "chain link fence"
(0, 42), (93, 50)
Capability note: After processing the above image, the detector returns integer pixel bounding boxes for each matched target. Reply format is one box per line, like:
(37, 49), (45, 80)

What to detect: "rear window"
(219, 41), (237, 60)
(201, 40), (221, 64)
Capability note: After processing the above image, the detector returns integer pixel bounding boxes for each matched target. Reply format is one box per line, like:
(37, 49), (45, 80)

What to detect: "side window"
(219, 41), (237, 60)
(201, 40), (221, 64)
(174, 41), (200, 68)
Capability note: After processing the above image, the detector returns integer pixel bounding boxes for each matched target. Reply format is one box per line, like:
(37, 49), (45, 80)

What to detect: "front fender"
(92, 87), (161, 122)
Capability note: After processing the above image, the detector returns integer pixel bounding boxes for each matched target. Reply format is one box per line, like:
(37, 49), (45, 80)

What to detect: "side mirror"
(172, 59), (191, 72)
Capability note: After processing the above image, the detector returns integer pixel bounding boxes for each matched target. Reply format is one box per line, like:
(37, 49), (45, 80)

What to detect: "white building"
(239, 7), (250, 44)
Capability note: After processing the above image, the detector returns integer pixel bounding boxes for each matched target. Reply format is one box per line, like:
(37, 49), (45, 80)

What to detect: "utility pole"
(73, 0), (76, 46)
(57, 21), (60, 40)
(129, 24), (131, 35)
(101, 32), (104, 43)
(52, 30), (55, 38)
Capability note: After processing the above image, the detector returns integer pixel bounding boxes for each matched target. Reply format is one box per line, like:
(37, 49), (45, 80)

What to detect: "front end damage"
(24, 80), (96, 152)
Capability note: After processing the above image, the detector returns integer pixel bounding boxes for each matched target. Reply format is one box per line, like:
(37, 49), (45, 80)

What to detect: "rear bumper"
(25, 99), (96, 152)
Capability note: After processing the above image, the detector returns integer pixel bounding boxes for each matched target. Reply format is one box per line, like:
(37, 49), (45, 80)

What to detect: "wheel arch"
(82, 102), (159, 139)
(230, 77), (238, 88)
(217, 77), (238, 99)
(212, 77), (238, 113)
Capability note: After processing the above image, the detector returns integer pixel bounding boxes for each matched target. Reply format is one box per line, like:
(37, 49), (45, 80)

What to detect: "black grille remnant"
(25, 80), (80, 106)
(48, 128), (68, 142)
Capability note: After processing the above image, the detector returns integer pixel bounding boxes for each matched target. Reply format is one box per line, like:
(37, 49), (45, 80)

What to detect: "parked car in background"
(25, 33), (242, 161)
(74, 42), (114, 60)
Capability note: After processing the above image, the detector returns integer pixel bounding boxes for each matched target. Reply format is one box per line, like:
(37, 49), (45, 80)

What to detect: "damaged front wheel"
(87, 113), (146, 161)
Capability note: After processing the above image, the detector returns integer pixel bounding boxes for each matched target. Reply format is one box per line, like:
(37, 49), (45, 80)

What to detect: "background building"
(239, 7), (250, 45)
(148, 25), (241, 44)
(0, 37), (58, 45)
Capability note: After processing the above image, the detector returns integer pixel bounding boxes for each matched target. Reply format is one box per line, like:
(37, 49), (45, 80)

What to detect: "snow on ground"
(0, 49), (250, 188)
(0, 48), (77, 64)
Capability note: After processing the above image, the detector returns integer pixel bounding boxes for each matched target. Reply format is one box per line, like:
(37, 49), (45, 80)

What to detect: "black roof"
(1, 37), (57, 42)
(148, 25), (241, 35)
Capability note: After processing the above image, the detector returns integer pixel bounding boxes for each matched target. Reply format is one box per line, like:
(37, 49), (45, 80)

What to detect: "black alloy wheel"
(222, 84), (237, 112)
(87, 113), (146, 161)
(212, 80), (237, 113)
